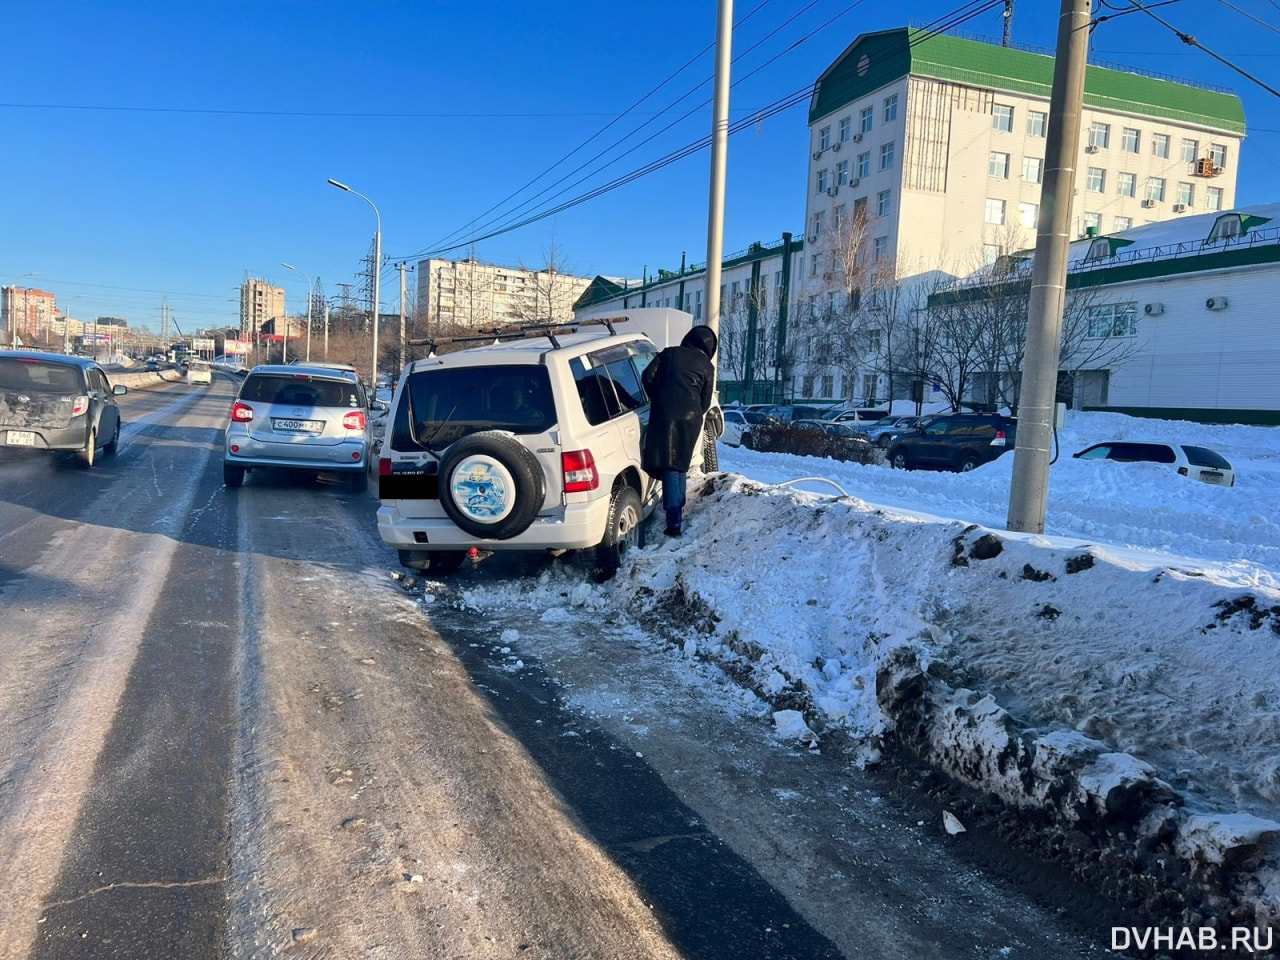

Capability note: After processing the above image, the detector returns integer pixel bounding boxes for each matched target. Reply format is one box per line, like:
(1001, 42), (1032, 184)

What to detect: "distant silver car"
(222, 363), (384, 491)
(0, 351), (127, 467)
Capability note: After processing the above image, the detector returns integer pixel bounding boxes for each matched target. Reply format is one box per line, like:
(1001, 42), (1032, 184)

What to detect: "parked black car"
(886, 412), (1017, 472)
(0, 351), (127, 467)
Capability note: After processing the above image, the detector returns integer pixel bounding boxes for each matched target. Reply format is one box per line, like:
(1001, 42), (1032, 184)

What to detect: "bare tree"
(516, 238), (581, 324)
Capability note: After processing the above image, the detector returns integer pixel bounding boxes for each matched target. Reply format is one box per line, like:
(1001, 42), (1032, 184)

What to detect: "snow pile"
(452, 409), (1280, 928)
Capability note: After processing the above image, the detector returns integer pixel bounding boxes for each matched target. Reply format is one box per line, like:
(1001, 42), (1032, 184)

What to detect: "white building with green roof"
(804, 26), (1245, 286)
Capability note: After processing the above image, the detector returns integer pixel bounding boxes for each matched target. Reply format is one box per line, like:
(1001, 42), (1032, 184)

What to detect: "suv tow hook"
(467, 546), (494, 567)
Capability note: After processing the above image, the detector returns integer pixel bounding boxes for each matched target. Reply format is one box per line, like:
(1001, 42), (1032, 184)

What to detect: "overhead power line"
(403, 0), (1007, 262)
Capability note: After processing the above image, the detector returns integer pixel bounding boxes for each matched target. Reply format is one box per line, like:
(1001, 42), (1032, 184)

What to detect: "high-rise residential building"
(804, 27), (1244, 284)
(1, 286), (58, 347)
(416, 258), (592, 332)
(239, 277), (286, 340)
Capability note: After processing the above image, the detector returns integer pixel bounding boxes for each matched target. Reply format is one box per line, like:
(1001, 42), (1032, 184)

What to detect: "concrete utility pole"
(703, 0), (733, 344)
(396, 261), (413, 373)
(1006, 0), (1090, 535)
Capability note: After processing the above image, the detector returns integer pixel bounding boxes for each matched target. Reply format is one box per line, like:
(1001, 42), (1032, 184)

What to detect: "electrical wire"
(397, 0), (1006, 263)
(1121, 0), (1280, 98)
(1215, 0), (1280, 36)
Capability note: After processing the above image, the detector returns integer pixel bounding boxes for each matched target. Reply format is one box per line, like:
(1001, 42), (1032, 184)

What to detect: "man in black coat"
(641, 325), (718, 536)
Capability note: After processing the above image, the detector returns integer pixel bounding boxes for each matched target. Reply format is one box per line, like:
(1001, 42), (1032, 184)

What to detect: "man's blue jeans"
(661, 469), (686, 531)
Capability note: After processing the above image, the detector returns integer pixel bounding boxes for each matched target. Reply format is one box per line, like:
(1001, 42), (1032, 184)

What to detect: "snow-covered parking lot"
(458, 408), (1280, 938)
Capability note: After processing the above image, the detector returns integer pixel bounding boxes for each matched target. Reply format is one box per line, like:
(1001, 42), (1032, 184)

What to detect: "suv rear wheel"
(958, 454), (980, 472)
(438, 431), (546, 540)
(594, 485), (644, 582)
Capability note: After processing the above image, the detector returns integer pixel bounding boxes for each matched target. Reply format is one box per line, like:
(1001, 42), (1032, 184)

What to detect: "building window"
(836, 160), (849, 185)
(1147, 177), (1167, 202)
(1083, 212), (1102, 235)
(1026, 110), (1047, 137)
(862, 373), (877, 399)
(883, 94), (899, 122)
(860, 107), (874, 133)
(1210, 143), (1228, 168)
(811, 254), (821, 277)
(983, 243), (1002, 264)
(1113, 215), (1133, 231)
(694, 290), (702, 320)
(879, 141), (895, 170)
(1117, 171), (1136, 197)
(833, 203), (846, 227)
(1019, 202), (1038, 229)
(1121, 127), (1140, 153)
(1177, 182), (1194, 207)
(853, 196), (867, 219)
(1086, 302), (1139, 339)
(1022, 156), (1043, 183)
(985, 198), (1006, 225)
(1181, 138), (1199, 163)
(1151, 133), (1170, 158)
(1088, 122), (1110, 149)
(877, 189), (892, 216)
(988, 152), (1010, 178)
(813, 210), (825, 236)
(1207, 186), (1224, 211)
(856, 152), (871, 178)
(802, 374), (815, 396)
(819, 125), (831, 150)
(873, 236), (889, 261)
(867, 330), (881, 353)
(992, 104), (1014, 132)
(821, 375), (834, 399)
(839, 116), (851, 142)
(817, 169), (830, 193)
(1086, 167), (1106, 192)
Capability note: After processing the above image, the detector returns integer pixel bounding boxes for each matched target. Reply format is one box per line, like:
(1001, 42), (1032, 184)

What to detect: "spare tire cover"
(438, 431), (546, 540)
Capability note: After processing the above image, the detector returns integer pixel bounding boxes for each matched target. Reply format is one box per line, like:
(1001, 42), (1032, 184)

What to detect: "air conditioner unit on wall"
(813, 150), (823, 160)
(827, 186), (839, 197)
(1141, 199), (1156, 208)
(1143, 302), (1164, 316)
(1206, 296), (1229, 311)
(1085, 144), (1100, 153)
(832, 141), (842, 151)
(1173, 203), (1187, 213)
(850, 178), (860, 188)
(852, 132), (863, 142)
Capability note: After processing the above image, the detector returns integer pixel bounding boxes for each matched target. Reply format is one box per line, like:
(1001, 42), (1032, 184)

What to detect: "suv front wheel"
(889, 448), (911, 470)
(438, 431), (546, 540)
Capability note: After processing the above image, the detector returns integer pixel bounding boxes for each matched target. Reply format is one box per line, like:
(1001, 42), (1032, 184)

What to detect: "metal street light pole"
(328, 178), (381, 390)
(281, 262), (313, 362)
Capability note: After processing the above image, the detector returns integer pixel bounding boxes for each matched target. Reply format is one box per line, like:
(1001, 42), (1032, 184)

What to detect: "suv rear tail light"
(563, 449), (599, 492)
(231, 402), (254, 423)
(342, 410), (367, 431)
(991, 430), (1007, 447)
(71, 396), (89, 417)
(1177, 466), (1189, 477)
(379, 457), (392, 476)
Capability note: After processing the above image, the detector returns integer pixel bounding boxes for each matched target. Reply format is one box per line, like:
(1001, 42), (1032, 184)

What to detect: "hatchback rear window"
(240, 374), (358, 408)
(0, 358), (83, 393)
(390, 365), (555, 451)
(1182, 445), (1231, 469)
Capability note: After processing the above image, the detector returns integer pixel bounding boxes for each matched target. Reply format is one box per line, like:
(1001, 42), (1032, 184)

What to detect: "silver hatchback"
(222, 364), (382, 491)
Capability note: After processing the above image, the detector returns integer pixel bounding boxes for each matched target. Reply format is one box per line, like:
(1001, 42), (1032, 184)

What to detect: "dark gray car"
(0, 351), (127, 467)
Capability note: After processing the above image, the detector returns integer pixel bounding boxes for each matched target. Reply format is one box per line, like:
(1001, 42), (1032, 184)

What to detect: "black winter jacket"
(641, 326), (717, 475)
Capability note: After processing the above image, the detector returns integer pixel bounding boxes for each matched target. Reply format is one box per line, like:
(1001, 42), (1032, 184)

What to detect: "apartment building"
(239, 277), (285, 340)
(1, 286), (58, 347)
(805, 27), (1244, 283)
(416, 257), (592, 332)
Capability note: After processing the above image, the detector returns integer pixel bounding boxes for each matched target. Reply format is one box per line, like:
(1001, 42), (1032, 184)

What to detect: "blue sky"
(2, 1), (1276, 334)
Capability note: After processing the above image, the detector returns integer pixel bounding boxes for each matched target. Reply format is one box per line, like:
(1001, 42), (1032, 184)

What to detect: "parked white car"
(1072, 441), (1236, 487)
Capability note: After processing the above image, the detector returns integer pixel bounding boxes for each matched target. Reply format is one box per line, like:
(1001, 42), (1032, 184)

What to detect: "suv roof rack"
(409, 315), (629, 355)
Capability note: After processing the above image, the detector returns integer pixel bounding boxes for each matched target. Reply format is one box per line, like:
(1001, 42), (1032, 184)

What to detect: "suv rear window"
(1182, 445), (1231, 469)
(390, 365), (555, 451)
(241, 374), (359, 408)
(0, 358), (83, 393)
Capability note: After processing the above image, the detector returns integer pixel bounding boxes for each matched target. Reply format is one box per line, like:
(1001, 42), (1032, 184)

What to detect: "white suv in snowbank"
(376, 309), (717, 579)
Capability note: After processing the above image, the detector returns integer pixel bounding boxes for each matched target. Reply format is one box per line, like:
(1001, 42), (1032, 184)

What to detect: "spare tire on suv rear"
(438, 431), (546, 540)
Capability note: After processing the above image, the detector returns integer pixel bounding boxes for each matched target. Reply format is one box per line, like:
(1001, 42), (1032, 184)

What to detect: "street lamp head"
(327, 178), (351, 192)
(281, 261), (295, 271)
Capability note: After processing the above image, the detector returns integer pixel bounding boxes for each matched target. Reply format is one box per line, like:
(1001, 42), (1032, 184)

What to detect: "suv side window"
(571, 342), (656, 426)
(923, 418), (954, 436)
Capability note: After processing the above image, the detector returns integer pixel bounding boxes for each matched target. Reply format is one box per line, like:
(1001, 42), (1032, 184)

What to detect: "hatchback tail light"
(342, 410), (367, 431)
(991, 430), (1007, 447)
(231, 402), (254, 423)
(71, 396), (89, 417)
(563, 449), (599, 492)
